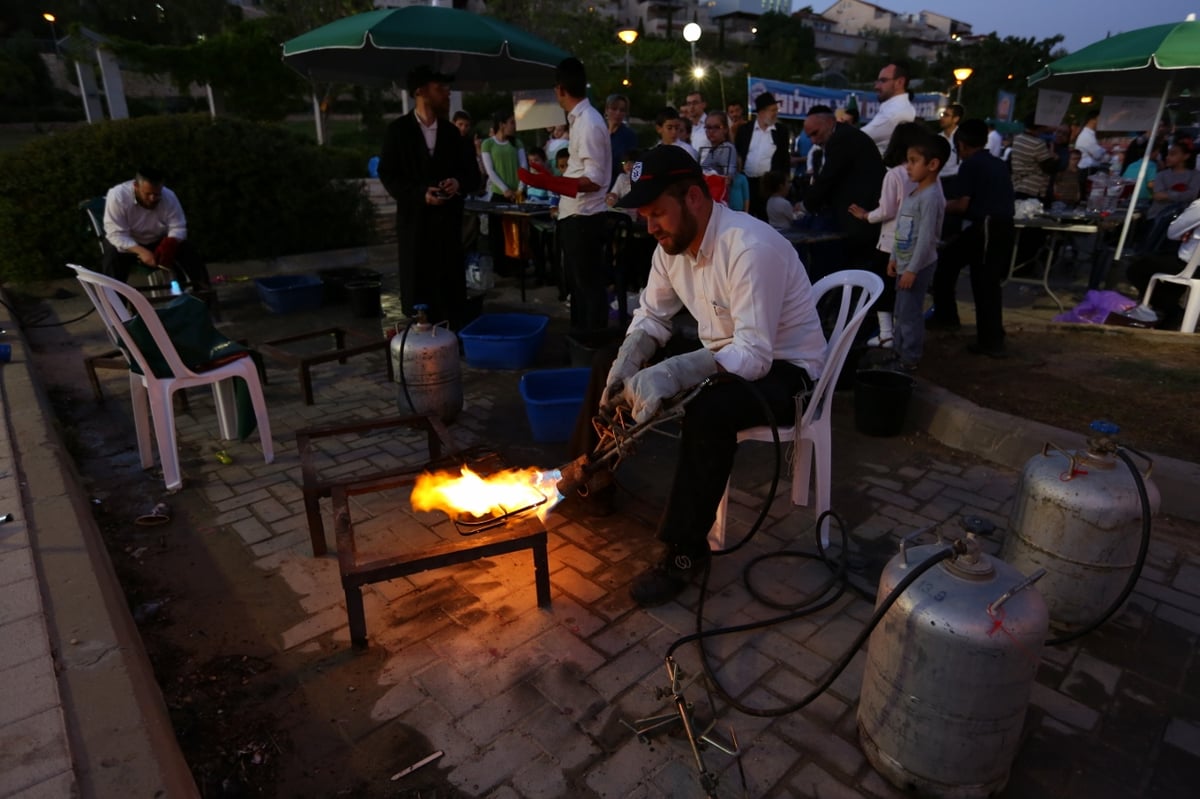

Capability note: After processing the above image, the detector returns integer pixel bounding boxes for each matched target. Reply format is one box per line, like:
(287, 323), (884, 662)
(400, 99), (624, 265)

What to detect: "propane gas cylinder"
(1001, 425), (1158, 628)
(391, 305), (462, 423)
(858, 535), (1048, 799)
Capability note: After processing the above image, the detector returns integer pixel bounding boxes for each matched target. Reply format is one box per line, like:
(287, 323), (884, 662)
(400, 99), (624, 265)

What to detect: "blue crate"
(255, 274), (324, 314)
(458, 313), (549, 369)
(519, 368), (591, 443)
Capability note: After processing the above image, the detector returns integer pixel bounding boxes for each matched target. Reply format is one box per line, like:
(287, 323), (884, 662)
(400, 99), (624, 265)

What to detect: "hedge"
(0, 114), (376, 283)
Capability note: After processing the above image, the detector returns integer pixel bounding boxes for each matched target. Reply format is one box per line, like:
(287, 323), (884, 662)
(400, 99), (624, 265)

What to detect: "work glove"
(621, 348), (718, 424)
(600, 329), (658, 411)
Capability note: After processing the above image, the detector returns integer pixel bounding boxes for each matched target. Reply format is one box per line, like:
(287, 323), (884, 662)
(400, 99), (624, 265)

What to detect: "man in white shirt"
(601, 145), (827, 606)
(101, 166), (210, 291)
(685, 90), (709, 154)
(938, 103), (963, 179)
(1126, 196), (1200, 326)
(986, 124), (1004, 158)
(1075, 109), (1110, 173)
(734, 92), (790, 220)
(861, 61), (916, 156)
(553, 57), (612, 332)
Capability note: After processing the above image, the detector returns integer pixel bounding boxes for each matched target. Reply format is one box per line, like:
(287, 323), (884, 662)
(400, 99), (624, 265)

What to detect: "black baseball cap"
(407, 65), (454, 94)
(615, 145), (703, 208)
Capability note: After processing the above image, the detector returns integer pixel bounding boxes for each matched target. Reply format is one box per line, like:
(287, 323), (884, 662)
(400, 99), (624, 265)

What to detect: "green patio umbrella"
(1028, 21), (1200, 95)
(281, 6), (571, 90)
(1028, 20), (1200, 260)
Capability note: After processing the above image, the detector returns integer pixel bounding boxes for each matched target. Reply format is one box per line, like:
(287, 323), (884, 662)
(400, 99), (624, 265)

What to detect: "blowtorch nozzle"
(555, 454), (596, 497)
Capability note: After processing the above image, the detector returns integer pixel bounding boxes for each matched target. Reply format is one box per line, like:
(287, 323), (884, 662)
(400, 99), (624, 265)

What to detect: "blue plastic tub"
(458, 313), (549, 369)
(519, 368), (591, 442)
(255, 274), (324, 314)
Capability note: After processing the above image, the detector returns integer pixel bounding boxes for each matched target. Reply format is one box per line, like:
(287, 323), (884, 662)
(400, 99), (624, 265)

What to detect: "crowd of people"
(368, 57), (1199, 606)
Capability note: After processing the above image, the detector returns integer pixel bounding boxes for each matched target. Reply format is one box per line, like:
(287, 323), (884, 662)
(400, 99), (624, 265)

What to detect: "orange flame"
(411, 466), (562, 521)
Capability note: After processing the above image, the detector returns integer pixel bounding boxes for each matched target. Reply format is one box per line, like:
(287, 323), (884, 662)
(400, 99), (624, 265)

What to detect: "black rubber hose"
(1045, 446), (1153, 647)
(395, 320), (418, 415)
(670, 540), (956, 718)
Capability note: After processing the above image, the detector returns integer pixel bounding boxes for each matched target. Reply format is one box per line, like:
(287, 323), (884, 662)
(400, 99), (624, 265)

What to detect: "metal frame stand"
(623, 657), (743, 799)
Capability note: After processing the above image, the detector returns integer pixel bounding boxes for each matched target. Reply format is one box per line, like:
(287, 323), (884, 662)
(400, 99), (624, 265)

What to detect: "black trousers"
(567, 343), (811, 556)
(659, 362), (812, 555)
(931, 216), (1014, 349)
(746, 176), (768, 221)
(100, 237), (210, 290)
(557, 213), (610, 333)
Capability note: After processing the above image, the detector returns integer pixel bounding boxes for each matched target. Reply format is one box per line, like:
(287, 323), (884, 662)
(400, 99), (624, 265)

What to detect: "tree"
(745, 12), (816, 83)
(109, 17), (307, 121)
(932, 34), (1066, 121)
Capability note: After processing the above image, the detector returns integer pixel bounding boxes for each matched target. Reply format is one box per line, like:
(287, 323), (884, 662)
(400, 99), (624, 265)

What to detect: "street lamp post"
(683, 23), (702, 89)
(617, 28), (638, 86)
(692, 65), (726, 110)
(953, 67), (973, 103)
(683, 22), (701, 63)
(43, 12), (60, 57)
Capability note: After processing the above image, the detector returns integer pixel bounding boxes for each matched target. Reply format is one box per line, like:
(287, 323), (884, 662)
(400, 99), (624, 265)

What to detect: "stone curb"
(911, 379), (1200, 522)
(0, 295), (199, 798)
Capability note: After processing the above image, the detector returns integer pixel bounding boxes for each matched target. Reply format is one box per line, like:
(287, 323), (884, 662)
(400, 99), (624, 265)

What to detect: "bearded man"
(598, 145), (827, 607)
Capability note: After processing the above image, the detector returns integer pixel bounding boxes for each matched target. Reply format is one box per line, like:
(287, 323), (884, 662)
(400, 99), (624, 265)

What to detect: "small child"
(889, 135), (949, 371)
(606, 148), (640, 219)
(523, 147), (553, 204)
(655, 107), (699, 160)
(764, 171), (794, 229)
(548, 148), (570, 218)
(1054, 149), (1085, 206)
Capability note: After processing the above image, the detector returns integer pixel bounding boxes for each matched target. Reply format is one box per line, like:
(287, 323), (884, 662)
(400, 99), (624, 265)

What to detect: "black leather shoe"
(967, 342), (1008, 358)
(630, 551), (711, 608)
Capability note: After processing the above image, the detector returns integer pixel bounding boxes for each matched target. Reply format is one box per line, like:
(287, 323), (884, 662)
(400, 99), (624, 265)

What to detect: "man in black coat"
(799, 105), (885, 275)
(735, 92), (791, 220)
(378, 65), (481, 329)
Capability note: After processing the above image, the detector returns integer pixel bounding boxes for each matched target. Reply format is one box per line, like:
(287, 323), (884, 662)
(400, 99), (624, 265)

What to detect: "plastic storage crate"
(519, 368), (591, 442)
(255, 275), (324, 314)
(458, 313), (549, 369)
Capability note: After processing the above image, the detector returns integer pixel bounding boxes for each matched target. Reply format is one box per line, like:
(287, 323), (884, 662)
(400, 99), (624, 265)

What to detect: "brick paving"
(4, 260), (1199, 798)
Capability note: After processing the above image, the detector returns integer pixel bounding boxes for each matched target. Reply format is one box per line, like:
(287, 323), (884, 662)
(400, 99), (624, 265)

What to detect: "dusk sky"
(800, 0), (1198, 53)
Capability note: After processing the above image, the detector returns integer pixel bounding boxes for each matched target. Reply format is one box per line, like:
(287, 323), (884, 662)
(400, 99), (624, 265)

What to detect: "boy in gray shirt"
(890, 135), (950, 370)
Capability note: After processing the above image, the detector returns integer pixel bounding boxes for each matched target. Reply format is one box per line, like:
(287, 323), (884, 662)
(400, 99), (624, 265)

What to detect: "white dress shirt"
(690, 113), (709, 153)
(1075, 126), (1109, 169)
(987, 129), (1003, 158)
(103, 181), (187, 251)
(940, 128), (960, 177)
(745, 123), (778, 178)
(559, 97), (611, 219)
(629, 203), (828, 381)
(861, 93), (916, 156)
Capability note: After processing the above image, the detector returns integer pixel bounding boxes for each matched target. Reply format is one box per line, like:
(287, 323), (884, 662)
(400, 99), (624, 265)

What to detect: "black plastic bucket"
(566, 328), (625, 368)
(347, 280), (382, 318)
(854, 369), (914, 437)
(319, 267), (380, 304)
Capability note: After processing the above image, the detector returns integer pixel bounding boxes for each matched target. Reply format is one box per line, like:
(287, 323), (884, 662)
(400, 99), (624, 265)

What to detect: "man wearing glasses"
(606, 93), (638, 188)
(861, 61), (916, 156)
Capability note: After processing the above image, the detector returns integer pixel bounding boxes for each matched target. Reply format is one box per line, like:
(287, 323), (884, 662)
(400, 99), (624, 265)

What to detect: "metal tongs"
(555, 379), (712, 497)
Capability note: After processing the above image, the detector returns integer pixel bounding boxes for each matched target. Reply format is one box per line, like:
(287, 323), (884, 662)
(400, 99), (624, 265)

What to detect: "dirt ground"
(916, 324), (1200, 463)
(14, 279), (1200, 797)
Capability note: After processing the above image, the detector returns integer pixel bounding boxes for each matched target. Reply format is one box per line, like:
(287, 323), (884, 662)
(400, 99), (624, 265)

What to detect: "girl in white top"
(848, 122), (929, 346)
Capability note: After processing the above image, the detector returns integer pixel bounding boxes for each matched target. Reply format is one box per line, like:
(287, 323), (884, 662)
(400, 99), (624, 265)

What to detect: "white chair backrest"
(68, 264), (194, 381)
(800, 269), (885, 428)
(1177, 242), (1200, 279)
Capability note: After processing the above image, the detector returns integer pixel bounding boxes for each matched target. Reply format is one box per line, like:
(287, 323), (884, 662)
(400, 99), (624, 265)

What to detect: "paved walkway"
(1, 251), (1197, 798)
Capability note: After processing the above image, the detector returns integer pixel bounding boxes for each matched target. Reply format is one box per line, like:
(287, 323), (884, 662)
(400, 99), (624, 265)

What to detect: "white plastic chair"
(1140, 244), (1200, 332)
(708, 269), (884, 552)
(68, 264), (274, 491)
